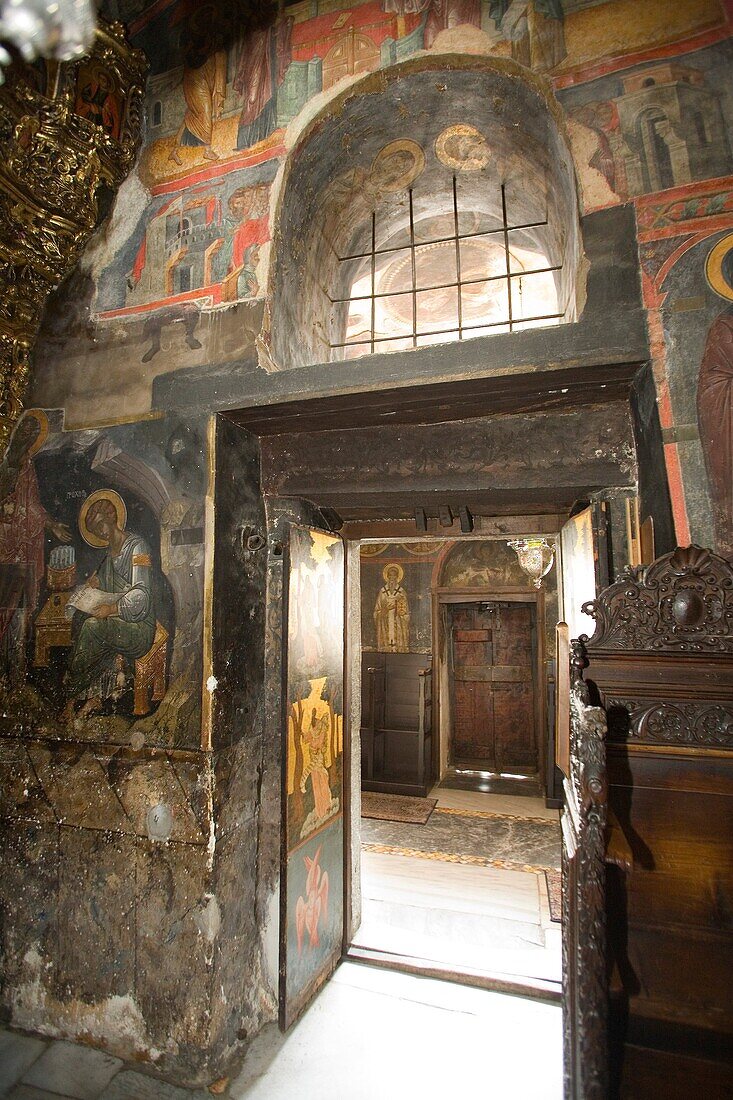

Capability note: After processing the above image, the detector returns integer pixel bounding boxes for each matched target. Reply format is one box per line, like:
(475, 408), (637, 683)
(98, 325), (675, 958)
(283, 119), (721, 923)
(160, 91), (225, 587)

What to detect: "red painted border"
(99, 288), (218, 320)
(552, 7), (732, 90)
(147, 140), (285, 198)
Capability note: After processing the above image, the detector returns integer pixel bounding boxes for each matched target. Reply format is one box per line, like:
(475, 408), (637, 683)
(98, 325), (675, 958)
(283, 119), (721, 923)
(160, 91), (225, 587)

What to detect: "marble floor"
(430, 784), (560, 822)
(354, 787), (562, 985)
(0, 964), (564, 1099)
(231, 962), (563, 1099)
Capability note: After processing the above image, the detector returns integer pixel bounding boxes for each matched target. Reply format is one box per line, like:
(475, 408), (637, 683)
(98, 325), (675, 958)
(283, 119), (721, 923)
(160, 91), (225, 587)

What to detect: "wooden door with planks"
(448, 601), (537, 774)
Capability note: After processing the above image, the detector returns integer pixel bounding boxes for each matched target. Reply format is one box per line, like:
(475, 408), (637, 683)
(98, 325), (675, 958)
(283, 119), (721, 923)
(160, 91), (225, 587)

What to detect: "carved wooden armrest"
(605, 807), (633, 871)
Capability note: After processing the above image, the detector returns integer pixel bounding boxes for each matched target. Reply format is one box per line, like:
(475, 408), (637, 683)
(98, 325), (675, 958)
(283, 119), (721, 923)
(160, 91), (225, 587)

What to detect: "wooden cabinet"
(360, 651), (432, 796)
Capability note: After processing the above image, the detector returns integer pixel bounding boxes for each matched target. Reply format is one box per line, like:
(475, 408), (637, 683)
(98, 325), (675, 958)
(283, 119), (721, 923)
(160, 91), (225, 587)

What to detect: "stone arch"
(262, 53), (584, 372)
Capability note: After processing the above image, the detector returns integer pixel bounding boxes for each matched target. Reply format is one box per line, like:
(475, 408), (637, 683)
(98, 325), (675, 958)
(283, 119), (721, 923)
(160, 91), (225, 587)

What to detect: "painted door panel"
(280, 524), (345, 1031)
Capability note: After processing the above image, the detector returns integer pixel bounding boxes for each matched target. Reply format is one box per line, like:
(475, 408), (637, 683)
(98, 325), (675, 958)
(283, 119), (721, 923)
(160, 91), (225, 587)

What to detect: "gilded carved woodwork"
(0, 20), (147, 448)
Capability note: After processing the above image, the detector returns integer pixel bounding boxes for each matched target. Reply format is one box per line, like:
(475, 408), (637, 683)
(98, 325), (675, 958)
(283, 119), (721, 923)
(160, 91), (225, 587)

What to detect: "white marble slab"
(230, 961), (563, 1100)
(430, 785), (560, 821)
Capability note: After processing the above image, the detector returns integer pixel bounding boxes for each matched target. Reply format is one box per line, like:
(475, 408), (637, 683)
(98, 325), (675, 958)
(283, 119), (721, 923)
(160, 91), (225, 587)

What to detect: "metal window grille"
(328, 179), (564, 356)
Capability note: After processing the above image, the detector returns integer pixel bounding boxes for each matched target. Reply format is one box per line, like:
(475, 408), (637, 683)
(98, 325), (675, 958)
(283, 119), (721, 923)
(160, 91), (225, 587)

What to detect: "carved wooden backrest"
(581, 544), (733, 654)
(569, 545), (733, 1095)
(581, 544), (733, 748)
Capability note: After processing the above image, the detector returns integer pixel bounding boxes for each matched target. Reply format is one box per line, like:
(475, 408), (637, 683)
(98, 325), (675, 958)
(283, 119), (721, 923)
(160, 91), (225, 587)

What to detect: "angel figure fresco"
(488, 0), (566, 72)
(299, 707), (337, 837)
(63, 489), (157, 721)
(295, 845), (329, 955)
(381, 0), (481, 49)
(232, 11), (292, 151)
(0, 410), (71, 672)
(374, 563), (410, 652)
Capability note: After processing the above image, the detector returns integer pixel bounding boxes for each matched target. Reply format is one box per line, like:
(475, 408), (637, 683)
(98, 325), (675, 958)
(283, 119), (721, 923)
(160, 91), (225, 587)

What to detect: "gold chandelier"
(0, 16), (147, 449)
(0, 1), (97, 75)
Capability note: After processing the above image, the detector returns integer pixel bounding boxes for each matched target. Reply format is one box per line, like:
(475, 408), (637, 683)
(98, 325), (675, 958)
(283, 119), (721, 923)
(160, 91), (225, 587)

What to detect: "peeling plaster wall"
(0, 745), (217, 1081)
(0, 414), (223, 1085)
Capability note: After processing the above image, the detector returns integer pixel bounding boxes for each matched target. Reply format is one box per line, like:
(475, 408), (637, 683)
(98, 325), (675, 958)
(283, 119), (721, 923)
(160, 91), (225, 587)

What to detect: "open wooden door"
(280, 524), (346, 1030)
(559, 504), (609, 640)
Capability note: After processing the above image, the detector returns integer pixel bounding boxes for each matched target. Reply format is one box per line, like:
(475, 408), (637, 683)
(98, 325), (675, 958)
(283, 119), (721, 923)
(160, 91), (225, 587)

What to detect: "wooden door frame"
(432, 586), (546, 785)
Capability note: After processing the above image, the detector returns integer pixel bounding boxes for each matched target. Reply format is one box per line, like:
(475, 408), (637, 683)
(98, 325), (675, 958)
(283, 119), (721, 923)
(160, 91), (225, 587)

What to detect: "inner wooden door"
(448, 601), (537, 774)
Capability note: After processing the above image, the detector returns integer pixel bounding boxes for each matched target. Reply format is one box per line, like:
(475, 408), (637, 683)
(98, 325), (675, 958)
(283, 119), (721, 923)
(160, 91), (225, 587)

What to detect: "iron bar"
(330, 264), (562, 306)
(333, 311), (564, 349)
(453, 175), (463, 339)
(370, 210), (376, 355)
(501, 183), (513, 332)
(335, 216), (551, 263)
(409, 187), (417, 349)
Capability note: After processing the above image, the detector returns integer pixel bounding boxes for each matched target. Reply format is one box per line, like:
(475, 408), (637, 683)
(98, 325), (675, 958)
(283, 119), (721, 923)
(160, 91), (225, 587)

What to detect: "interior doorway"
(442, 597), (542, 793)
(349, 534), (562, 996)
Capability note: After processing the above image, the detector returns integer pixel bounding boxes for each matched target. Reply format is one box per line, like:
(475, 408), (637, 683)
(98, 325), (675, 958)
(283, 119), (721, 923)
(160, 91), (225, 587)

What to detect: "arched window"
(336, 174), (564, 360)
(268, 60), (583, 370)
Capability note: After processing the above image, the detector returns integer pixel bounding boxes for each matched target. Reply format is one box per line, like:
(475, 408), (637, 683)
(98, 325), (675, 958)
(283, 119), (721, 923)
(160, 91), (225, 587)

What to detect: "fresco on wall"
(373, 563), (411, 651)
(440, 538), (560, 653)
(0, 411), (206, 749)
(699, 231), (733, 557)
(283, 525), (344, 1024)
(559, 39), (733, 209)
(96, 171), (274, 316)
(103, 0), (732, 299)
(361, 542), (441, 653)
(648, 222), (733, 558)
(28, 0), (732, 425)
(359, 539), (562, 656)
(442, 539), (530, 587)
(630, 151), (732, 548)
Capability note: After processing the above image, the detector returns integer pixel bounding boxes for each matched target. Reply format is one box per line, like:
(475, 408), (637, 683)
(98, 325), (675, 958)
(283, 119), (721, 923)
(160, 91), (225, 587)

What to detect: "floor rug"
(544, 868), (562, 923)
(361, 792), (437, 825)
(361, 811), (561, 868)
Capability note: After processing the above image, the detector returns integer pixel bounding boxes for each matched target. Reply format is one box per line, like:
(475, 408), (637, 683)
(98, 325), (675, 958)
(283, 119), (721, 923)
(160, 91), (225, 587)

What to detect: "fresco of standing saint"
(374, 563), (410, 652)
(168, 5), (226, 165)
(63, 489), (157, 721)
